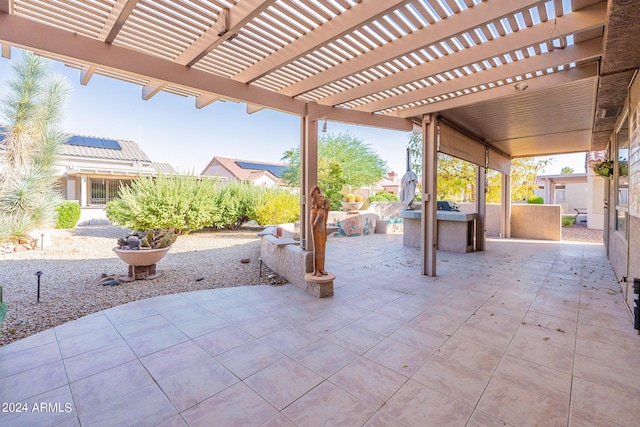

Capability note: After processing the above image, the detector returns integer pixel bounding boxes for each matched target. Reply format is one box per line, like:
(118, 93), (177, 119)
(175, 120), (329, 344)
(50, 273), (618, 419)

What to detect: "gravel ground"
(561, 222), (604, 243)
(0, 225), (277, 346)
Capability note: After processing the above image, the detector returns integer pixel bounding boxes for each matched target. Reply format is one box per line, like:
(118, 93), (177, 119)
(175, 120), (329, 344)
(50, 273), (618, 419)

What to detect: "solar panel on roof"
(235, 161), (289, 178)
(66, 136), (121, 150)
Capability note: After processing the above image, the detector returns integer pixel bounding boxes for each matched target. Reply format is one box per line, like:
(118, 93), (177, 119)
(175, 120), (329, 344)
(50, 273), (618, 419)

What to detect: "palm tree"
(0, 51), (70, 244)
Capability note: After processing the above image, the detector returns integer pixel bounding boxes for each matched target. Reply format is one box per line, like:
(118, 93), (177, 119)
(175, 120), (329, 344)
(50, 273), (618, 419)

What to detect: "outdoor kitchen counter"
(401, 210), (477, 252)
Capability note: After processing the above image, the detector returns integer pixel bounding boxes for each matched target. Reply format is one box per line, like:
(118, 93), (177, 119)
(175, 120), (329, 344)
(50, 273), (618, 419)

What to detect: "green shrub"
(209, 182), (265, 230)
(368, 192), (399, 202)
(55, 201), (80, 228)
(527, 195), (544, 204)
(254, 189), (300, 225)
(562, 216), (576, 227)
(106, 174), (219, 234)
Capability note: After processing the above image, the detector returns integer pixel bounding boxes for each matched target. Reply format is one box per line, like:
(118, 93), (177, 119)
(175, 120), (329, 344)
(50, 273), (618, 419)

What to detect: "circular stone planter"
(113, 246), (172, 281)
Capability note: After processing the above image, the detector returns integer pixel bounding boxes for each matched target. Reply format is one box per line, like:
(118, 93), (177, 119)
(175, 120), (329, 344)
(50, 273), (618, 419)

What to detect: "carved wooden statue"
(309, 185), (330, 276)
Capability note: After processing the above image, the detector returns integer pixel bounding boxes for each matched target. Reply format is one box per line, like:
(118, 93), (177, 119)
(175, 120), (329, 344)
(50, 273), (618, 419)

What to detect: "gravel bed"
(561, 222), (604, 243)
(0, 225), (277, 346)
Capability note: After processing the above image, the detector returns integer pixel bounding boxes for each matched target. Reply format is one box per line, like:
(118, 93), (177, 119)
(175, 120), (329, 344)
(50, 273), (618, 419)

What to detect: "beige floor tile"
(363, 337), (431, 376)
(182, 383), (277, 427)
(216, 340), (284, 379)
(57, 326), (123, 359)
(329, 357), (408, 408)
(410, 309), (466, 335)
(260, 325), (321, 355)
(0, 341), (61, 379)
(159, 357), (238, 411)
(506, 325), (575, 374)
(411, 356), (490, 407)
(0, 385), (77, 427)
(389, 323), (448, 353)
(571, 377), (640, 427)
(354, 311), (406, 336)
(259, 413), (297, 427)
(64, 340), (137, 382)
(494, 354), (572, 397)
(0, 360), (68, 403)
(237, 313), (290, 338)
(569, 407), (625, 427)
(245, 358), (323, 410)
(574, 353), (640, 394)
(363, 411), (406, 427)
(467, 410), (515, 427)
(282, 381), (376, 427)
(70, 360), (153, 414)
(155, 415), (189, 427)
(193, 325), (254, 356)
(325, 324), (385, 354)
(381, 379), (473, 426)
(125, 324), (190, 357)
(290, 339), (358, 377)
(437, 336), (503, 375)
(78, 384), (177, 427)
(478, 378), (569, 426)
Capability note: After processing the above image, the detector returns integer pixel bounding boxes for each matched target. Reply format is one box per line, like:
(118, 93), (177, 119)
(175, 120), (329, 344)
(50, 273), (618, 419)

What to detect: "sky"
(0, 49), (586, 176)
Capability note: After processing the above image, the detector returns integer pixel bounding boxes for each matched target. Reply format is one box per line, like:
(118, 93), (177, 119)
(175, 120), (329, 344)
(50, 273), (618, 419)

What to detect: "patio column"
(501, 170), (511, 238)
(476, 165), (486, 251)
(80, 175), (87, 207)
(421, 114), (437, 276)
(300, 102), (319, 251)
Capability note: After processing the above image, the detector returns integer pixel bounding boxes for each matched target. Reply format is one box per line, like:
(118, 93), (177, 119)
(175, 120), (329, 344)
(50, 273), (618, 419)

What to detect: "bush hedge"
(368, 192), (399, 202)
(106, 176), (300, 232)
(55, 201), (81, 229)
(527, 195), (544, 204)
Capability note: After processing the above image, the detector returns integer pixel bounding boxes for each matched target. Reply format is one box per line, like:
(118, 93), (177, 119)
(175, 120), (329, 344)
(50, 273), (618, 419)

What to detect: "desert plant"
(0, 52), (70, 244)
(253, 189), (300, 225)
(527, 195), (544, 204)
(56, 201), (81, 228)
(562, 216), (576, 227)
(368, 192), (399, 202)
(106, 174), (219, 234)
(209, 181), (265, 229)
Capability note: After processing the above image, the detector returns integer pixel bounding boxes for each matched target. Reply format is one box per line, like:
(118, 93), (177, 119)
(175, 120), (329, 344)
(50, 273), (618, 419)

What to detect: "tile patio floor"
(1, 234), (638, 426)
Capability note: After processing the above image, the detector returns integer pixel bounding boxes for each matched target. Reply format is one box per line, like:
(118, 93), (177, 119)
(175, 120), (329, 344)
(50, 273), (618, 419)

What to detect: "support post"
(501, 170), (512, 238)
(80, 175), (87, 207)
(421, 114), (437, 276)
(476, 165), (486, 251)
(300, 103), (319, 251)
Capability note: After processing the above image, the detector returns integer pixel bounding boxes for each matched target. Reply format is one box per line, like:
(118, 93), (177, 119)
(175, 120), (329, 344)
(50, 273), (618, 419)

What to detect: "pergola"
(1, 0), (637, 275)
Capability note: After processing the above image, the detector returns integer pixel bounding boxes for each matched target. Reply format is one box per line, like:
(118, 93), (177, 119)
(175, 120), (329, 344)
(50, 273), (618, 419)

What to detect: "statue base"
(303, 272), (335, 298)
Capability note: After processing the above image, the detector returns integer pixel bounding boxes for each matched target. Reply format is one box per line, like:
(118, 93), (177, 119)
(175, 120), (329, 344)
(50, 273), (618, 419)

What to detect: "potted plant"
(592, 160), (614, 178)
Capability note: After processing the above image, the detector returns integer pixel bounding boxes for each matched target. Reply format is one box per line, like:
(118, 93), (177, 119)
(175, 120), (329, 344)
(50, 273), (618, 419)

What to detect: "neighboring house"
(533, 151), (607, 230)
(201, 156), (289, 187)
(354, 171), (401, 200)
(1, 131), (176, 224)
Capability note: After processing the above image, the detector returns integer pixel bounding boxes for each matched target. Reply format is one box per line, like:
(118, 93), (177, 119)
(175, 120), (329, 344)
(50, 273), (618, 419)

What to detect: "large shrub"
(210, 181), (264, 229)
(106, 174), (219, 234)
(254, 189), (300, 225)
(56, 201), (80, 228)
(527, 195), (544, 204)
(368, 192), (399, 202)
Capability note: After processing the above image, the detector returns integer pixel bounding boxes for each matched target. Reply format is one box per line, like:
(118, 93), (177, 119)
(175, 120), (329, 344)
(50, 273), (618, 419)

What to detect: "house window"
(615, 114), (629, 237)
(89, 178), (130, 205)
(555, 185), (566, 202)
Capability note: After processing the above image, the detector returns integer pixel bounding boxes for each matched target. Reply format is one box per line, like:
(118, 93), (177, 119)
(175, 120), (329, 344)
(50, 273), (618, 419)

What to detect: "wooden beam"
(80, 64), (96, 85)
(142, 80), (166, 100)
(395, 63), (598, 117)
(357, 37), (603, 113)
(195, 93), (221, 109)
(321, 2), (606, 107)
(0, 0), (13, 14)
(279, 0), (544, 98)
(175, 0), (276, 67)
(234, 0), (412, 84)
(100, 0), (139, 44)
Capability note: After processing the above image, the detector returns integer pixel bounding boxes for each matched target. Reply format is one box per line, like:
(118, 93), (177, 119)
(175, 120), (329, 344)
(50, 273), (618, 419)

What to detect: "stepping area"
(1, 234), (637, 426)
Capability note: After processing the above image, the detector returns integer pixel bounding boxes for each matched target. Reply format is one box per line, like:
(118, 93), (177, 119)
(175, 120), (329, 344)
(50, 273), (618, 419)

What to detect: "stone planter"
(113, 246), (172, 281)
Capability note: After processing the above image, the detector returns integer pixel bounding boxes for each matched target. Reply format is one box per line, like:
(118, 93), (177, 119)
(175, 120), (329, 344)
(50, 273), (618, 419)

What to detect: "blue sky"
(0, 49), (585, 175)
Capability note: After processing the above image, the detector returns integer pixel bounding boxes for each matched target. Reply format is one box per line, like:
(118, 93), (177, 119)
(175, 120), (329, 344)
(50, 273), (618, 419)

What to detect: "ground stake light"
(35, 271), (43, 302)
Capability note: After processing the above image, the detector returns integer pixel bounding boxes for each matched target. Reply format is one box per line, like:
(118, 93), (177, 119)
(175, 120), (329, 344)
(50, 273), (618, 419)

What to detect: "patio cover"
(1, 0), (638, 274)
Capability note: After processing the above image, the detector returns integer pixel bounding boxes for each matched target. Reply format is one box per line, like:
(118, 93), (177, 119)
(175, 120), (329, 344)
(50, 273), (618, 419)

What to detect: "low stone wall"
(511, 204), (561, 240)
(260, 235), (312, 290)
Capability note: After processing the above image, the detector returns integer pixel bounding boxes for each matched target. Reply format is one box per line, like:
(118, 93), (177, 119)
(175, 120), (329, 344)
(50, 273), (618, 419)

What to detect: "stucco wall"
(510, 204), (561, 241)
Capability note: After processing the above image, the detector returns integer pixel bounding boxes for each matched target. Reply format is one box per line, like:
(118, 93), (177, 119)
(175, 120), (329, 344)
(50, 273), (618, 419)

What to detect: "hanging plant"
(592, 160), (613, 178)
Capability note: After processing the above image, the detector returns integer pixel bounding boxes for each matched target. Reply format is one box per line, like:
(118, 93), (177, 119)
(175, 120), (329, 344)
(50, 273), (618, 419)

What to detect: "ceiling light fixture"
(514, 82), (528, 91)
(546, 19), (566, 51)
